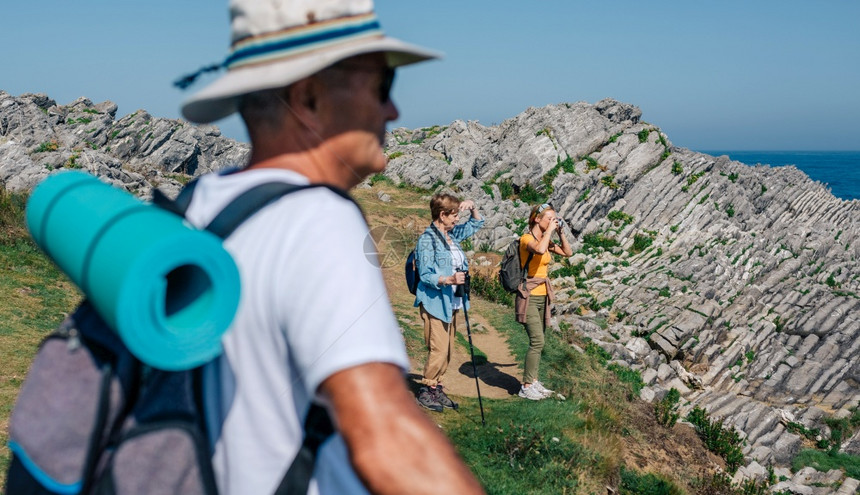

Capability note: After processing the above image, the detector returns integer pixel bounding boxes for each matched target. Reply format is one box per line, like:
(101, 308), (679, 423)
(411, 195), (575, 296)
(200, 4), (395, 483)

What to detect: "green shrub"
(498, 180), (515, 200)
(369, 173), (393, 186)
(517, 182), (546, 204)
(637, 129), (650, 143)
(670, 224), (679, 233)
(728, 172), (739, 183)
(791, 449), (860, 479)
(607, 210), (634, 226)
(453, 169), (463, 180)
(585, 156), (599, 171)
(608, 364), (644, 396)
(655, 388), (681, 427)
(687, 406), (745, 474)
(601, 175), (619, 189)
(577, 188), (591, 202)
(671, 161), (683, 175)
(557, 155), (576, 173)
(608, 131), (622, 143)
(511, 217), (528, 233)
(469, 272), (513, 307)
(726, 204), (735, 217)
(629, 233), (654, 254)
(620, 467), (683, 495)
(34, 140), (59, 153)
(1, 189), (30, 244)
(550, 260), (585, 279)
(687, 171), (705, 187)
(581, 232), (620, 253)
(481, 183), (494, 198)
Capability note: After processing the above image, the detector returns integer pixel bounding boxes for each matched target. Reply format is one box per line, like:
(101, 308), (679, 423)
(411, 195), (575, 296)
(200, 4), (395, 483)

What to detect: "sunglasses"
(327, 64), (396, 103)
(537, 203), (553, 214)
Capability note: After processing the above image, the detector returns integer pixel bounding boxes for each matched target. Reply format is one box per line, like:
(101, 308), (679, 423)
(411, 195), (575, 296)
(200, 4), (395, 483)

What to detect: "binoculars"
(454, 270), (471, 298)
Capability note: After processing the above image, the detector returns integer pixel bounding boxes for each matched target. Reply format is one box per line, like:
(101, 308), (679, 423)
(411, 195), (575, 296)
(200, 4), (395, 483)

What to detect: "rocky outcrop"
(0, 91), (249, 197)
(2, 90), (858, 493)
(381, 98), (859, 493)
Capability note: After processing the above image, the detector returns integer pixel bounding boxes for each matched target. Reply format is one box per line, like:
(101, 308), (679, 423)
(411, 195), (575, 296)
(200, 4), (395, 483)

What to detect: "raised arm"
(549, 226), (573, 256)
(319, 362), (485, 495)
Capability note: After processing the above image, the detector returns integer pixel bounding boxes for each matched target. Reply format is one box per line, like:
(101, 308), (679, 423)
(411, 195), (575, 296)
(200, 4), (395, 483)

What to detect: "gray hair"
(237, 87), (286, 134)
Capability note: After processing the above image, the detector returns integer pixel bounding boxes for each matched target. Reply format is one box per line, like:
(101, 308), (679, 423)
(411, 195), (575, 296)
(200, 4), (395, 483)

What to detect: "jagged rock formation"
(0, 91), (249, 197)
(383, 99), (860, 492)
(2, 90), (858, 492)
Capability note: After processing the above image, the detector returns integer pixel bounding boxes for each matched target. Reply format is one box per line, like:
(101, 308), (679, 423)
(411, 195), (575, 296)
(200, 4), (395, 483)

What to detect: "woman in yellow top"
(516, 203), (573, 400)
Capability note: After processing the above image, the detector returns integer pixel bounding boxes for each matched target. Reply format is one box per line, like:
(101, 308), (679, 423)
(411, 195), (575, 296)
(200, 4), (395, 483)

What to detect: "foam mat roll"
(26, 171), (240, 370)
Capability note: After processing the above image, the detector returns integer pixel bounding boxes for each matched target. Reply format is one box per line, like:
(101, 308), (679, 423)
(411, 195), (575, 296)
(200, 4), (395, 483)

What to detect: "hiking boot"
(518, 384), (545, 401)
(532, 381), (555, 398)
(417, 387), (443, 412)
(431, 385), (459, 410)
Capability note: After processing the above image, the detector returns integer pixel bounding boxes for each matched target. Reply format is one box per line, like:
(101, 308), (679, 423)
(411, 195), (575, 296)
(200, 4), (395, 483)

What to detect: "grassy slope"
(0, 183), (734, 493)
(0, 190), (81, 484)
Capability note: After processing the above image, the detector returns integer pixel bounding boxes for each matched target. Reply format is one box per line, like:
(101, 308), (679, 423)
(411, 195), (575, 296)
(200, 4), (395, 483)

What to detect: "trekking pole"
(459, 271), (486, 426)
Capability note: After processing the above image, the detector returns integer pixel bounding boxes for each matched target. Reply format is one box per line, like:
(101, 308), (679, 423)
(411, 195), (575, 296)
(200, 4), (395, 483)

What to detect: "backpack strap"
(273, 403), (335, 495)
(520, 235), (535, 290)
(429, 222), (450, 247)
(154, 180), (353, 240)
(151, 178), (201, 216)
(155, 179), (346, 494)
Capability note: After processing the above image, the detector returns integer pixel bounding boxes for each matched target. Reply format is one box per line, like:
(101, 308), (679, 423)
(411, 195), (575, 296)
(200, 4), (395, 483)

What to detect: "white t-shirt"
(450, 243), (465, 310)
(184, 168), (409, 495)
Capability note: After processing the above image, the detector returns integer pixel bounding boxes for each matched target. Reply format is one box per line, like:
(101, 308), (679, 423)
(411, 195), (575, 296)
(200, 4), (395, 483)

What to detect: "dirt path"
(407, 311), (522, 400)
(363, 208), (522, 401)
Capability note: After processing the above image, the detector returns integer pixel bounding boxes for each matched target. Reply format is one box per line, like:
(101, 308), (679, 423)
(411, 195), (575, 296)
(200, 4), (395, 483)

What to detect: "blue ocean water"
(698, 151), (860, 202)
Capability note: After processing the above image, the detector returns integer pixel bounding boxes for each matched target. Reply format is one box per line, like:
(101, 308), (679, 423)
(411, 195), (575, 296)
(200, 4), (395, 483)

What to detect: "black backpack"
(405, 250), (419, 295)
(5, 181), (336, 495)
(404, 224), (449, 295)
(498, 236), (534, 293)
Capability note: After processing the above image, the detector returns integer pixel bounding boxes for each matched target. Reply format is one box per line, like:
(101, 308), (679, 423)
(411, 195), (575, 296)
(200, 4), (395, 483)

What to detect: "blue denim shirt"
(413, 217), (484, 322)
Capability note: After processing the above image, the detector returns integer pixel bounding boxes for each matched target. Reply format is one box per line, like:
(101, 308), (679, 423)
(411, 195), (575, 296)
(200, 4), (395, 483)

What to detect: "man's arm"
(319, 362), (485, 494)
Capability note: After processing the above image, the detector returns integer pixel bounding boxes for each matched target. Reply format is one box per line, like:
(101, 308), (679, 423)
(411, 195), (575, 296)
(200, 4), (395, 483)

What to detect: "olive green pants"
(522, 295), (547, 384)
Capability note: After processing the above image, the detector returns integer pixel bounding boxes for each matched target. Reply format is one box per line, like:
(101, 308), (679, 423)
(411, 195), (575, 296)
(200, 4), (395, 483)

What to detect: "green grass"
(441, 400), (597, 494)
(792, 449), (860, 479)
(0, 240), (81, 484)
(620, 467), (683, 495)
(437, 300), (678, 493)
(0, 183), (757, 493)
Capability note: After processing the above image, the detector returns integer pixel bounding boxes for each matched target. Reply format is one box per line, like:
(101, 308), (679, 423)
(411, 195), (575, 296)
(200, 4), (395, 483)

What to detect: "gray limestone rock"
(5, 90), (860, 482)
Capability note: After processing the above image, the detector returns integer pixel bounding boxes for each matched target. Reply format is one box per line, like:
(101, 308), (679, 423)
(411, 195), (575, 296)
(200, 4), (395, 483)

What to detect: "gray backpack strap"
(157, 179), (346, 494)
(520, 235), (535, 290)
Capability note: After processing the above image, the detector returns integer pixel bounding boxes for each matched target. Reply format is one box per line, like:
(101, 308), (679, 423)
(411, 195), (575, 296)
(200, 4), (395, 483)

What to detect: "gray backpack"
(5, 181), (339, 495)
(498, 236), (534, 293)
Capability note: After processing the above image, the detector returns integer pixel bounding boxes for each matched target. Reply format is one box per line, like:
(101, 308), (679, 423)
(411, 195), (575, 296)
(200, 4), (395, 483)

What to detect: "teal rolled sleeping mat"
(26, 171), (240, 370)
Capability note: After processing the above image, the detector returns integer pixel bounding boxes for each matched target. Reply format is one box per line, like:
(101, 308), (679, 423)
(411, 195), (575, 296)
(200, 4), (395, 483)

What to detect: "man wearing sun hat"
(177, 1), (484, 494)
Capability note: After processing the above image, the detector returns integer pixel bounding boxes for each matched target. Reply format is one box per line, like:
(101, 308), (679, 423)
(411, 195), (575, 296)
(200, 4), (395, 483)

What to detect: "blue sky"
(2, 1), (858, 151)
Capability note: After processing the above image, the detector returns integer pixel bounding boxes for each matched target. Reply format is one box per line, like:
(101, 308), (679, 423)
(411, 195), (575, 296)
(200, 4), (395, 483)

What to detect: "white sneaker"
(532, 381), (555, 398)
(518, 385), (545, 401)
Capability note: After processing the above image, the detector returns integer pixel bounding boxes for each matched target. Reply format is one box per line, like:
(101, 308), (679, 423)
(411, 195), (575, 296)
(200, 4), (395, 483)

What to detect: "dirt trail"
(364, 209), (522, 401)
(407, 311), (522, 400)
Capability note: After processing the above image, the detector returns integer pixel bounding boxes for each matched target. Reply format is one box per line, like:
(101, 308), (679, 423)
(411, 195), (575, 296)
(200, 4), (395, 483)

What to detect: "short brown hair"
(430, 193), (461, 221)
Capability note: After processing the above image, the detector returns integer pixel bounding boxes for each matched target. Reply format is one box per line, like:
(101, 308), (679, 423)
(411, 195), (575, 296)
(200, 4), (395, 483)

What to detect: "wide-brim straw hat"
(180, 0), (440, 124)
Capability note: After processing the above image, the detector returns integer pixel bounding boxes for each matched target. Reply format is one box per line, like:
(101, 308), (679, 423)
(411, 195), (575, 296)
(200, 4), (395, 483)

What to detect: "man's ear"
(285, 77), (322, 133)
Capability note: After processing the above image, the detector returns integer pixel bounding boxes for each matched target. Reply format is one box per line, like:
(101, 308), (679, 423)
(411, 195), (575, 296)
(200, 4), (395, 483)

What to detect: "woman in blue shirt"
(413, 193), (484, 412)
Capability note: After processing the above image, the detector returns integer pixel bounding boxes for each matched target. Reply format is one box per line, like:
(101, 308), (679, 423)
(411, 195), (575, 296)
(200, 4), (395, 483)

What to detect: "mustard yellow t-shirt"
(519, 233), (551, 295)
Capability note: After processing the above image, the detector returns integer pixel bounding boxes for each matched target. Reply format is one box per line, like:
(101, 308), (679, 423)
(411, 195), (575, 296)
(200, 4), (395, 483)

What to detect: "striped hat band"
(225, 13), (382, 70)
